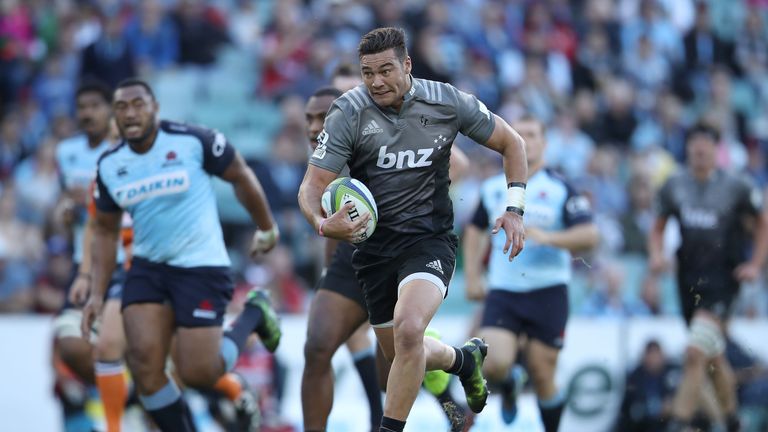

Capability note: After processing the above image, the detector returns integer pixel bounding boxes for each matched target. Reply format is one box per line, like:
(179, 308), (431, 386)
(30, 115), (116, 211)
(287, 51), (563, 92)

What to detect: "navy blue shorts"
(480, 285), (569, 349)
(122, 257), (233, 327)
(353, 233), (457, 327)
(61, 263), (125, 310)
(316, 242), (367, 313)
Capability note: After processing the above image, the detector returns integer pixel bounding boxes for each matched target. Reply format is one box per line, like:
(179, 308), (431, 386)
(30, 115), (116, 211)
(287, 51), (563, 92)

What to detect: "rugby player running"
(298, 27), (528, 432)
(81, 78), (281, 432)
(465, 116), (599, 431)
(648, 123), (768, 432)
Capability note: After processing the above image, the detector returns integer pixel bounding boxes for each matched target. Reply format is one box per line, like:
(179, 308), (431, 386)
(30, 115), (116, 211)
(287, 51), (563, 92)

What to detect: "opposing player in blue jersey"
(52, 81), (132, 432)
(299, 28), (528, 432)
(464, 116), (599, 432)
(81, 78), (281, 432)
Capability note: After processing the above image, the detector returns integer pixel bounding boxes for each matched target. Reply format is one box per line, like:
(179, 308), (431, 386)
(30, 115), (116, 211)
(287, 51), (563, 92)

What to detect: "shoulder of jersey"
(412, 78), (454, 105)
(333, 85), (373, 115)
(96, 140), (127, 166)
(56, 134), (87, 154)
(159, 119), (218, 142)
(543, 168), (576, 189)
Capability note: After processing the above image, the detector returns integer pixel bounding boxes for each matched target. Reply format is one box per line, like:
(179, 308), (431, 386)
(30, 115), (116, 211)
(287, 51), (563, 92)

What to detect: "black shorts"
(122, 257), (233, 327)
(480, 285), (569, 349)
(677, 271), (739, 325)
(352, 233), (457, 327)
(61, 263), (126, 310)
(317, 242), (367, 313)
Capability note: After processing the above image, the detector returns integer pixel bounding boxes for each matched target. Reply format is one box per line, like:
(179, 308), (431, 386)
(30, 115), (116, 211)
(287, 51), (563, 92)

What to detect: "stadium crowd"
(1, 0), (768, 430)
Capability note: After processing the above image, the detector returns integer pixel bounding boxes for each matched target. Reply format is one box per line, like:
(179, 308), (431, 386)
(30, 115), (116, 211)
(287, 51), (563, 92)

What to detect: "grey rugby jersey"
(657, 169), (762, 272)
(310, 77), (496, 255)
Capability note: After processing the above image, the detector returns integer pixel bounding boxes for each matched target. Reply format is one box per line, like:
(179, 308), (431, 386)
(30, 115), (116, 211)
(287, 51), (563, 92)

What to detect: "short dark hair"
(312, 86), (343, 99)
(76, 80), (112, 104)
(358, 27), (407, 62)
(686, 122), (720, 143)
(115, 78), (155, 100)
(332, 62), (358, 79)
(514, 114), (546, 134)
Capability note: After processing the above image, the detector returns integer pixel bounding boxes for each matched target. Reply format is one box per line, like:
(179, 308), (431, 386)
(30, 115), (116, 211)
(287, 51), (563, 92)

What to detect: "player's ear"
(404, 55), (412, 75)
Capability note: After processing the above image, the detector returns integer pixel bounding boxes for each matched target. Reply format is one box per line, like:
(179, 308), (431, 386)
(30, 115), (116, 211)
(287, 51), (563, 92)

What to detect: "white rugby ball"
(321, 177), (378, 243)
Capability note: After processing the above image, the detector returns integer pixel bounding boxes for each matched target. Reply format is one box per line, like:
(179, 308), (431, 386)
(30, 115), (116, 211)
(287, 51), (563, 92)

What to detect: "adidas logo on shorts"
(362, 120), (384, 136)
(426, 259), (444, 275)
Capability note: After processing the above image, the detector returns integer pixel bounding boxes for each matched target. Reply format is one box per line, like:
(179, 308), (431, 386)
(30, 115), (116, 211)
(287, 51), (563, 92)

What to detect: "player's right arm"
(298, 165), (369, 243)
(81, 171), (121, 338)
(299, 102), (369, 243)
(648, 179), (674, 274)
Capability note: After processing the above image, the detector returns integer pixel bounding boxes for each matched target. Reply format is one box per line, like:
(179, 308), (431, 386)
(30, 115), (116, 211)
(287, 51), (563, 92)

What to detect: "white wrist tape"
(506, 183), (526, 214)
(252, 225), (279, 254)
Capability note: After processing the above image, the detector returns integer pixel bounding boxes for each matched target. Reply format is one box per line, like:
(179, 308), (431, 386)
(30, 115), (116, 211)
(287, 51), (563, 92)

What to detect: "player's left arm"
(201, 129), (278, 256)
(527, 188), (599, 253)
(453, 86), (527, 260)
(483, 114), (528, 261)
(219, 152), (279, 256)
(735, 184), (768, 282)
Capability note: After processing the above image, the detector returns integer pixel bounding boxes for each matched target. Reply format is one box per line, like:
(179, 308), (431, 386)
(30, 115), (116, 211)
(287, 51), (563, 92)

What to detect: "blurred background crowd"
(2, 0), (768, 430)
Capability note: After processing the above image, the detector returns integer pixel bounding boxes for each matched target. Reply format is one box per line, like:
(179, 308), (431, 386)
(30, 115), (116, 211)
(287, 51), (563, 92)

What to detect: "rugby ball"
(321, 177), (378, 243)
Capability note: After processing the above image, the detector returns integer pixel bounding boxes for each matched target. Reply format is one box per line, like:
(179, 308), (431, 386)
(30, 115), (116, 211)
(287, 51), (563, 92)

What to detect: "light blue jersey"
(94, 120), (235, 267)
(472, 169), (592, 292)
(56, 134), (125, 264)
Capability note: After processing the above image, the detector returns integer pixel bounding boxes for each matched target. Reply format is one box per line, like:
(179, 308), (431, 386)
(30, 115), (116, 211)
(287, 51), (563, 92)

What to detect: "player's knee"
(177, 363), (220, 389)
(482, 356), (511, 382)
(687, 316), (725, 360)
(303, 336), (336, 367)
(392, 317), (427, 354)
(528, 365), (554, 393)
(683, 345), (707, 368)
(58, 337), (91, 366)
(95, 334), (124, 362)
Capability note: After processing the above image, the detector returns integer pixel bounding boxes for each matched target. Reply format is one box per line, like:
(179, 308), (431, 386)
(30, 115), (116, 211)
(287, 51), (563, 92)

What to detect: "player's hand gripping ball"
(321, 177), (378, 243)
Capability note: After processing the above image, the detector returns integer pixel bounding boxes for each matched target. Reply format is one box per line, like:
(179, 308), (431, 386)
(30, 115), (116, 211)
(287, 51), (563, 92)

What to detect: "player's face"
(686, 133), (717, 172)
(512, 119), (547, 168)
(76, 92), (111, 139)
(360, 49), (412, 110)
(304, 95), (336, 150)
(113, 85), (159, 144)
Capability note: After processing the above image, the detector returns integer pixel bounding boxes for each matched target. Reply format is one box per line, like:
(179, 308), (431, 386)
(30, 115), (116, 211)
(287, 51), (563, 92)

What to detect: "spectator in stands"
(616, 340), (680, 432)
(597, 78), (638, 146)
(172, 0), (230, 66)
(544, 108), (596, 180)
(726, 334), (768, 431)
(12, 137), (60, 227)
(683, 1), (737, 75)
(620, 174), (655, 255)
(0, 113), (24, 180)
(80, 8), (136, 88)
(0, 237), (35, 313)
(124, 0), (179, 75)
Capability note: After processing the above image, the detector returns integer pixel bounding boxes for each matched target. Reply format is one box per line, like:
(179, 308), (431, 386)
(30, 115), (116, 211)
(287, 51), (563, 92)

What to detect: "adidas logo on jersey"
(426, 260), (444, 275)
(362, 120), (384, 136)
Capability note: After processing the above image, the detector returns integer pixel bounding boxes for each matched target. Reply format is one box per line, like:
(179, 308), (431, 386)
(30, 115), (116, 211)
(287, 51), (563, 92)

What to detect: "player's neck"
(527, 161), (543, 179)
(128, 126), (159, 154)
(389, 75), (412, 113)
(690, 166), (715, 182)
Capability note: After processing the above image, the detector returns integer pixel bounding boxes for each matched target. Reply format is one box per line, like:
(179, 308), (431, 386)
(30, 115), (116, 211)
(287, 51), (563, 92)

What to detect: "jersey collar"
(404, 75), (427, 102)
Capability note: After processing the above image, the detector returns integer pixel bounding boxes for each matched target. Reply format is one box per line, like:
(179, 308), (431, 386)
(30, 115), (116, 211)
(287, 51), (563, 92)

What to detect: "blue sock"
(139, 379), (196, 432)
(538, 391), (566, 432)
(219, 336), (239, 372)
(223, 304), (264, 352)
